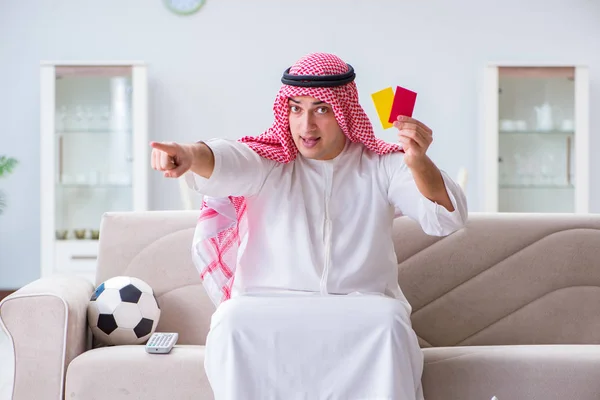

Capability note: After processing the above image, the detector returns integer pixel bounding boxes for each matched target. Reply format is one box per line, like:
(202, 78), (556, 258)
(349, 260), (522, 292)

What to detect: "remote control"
(145, 332), (178, 354)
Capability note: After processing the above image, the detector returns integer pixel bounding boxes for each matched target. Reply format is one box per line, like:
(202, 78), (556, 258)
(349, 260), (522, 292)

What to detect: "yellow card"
(370, 87), (395, 129)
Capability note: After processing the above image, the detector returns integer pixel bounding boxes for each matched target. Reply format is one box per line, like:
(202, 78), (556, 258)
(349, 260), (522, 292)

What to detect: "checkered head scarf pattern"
(192, 52), (402, 306)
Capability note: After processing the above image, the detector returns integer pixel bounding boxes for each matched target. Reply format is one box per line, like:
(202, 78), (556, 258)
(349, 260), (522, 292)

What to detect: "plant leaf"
(0, 156), (18, 178)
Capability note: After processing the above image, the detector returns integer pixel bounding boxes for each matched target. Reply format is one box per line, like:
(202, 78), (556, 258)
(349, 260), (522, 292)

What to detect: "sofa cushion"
(422, 345), (600, 400)
(66, 343), (600, 399)
(65, 345), (213, 400)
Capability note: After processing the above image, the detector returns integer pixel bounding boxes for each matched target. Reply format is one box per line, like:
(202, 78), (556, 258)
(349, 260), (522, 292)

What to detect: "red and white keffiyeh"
(192, 52), (402, 306)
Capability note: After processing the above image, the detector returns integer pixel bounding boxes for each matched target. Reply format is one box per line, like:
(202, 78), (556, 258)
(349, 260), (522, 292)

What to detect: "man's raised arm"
(150, 139), (274, 198)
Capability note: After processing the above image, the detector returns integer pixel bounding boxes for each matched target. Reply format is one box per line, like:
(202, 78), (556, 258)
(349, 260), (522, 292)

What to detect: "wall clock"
(163, 0), (206, 15)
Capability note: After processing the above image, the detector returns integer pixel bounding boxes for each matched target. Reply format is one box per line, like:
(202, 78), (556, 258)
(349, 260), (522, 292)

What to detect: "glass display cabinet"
(482, 65), (589, 213)
(40, 62), (148, 283)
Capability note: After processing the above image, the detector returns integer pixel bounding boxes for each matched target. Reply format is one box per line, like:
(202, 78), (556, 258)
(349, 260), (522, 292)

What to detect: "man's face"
(288, 96), (346, 160)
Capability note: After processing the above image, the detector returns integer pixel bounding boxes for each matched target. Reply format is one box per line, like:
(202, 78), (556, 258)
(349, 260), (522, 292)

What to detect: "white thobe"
(187, 138), (468, 400)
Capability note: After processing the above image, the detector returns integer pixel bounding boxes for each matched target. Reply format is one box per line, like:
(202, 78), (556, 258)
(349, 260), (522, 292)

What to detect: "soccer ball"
(87, 276), (161, 345)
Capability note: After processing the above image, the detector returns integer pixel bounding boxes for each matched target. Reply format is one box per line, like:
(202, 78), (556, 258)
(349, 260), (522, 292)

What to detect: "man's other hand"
(393, 115), (433, 168)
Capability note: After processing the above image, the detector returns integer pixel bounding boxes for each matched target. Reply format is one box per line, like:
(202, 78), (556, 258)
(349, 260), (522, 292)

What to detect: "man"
(150, 52), (468, 400)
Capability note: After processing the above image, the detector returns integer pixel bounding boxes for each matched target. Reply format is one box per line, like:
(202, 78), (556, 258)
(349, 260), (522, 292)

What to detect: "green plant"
(0, 156), (18, 215)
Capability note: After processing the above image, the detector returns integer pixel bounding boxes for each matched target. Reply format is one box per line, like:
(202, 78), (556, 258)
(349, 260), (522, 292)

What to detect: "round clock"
(163, 0), (206, 15)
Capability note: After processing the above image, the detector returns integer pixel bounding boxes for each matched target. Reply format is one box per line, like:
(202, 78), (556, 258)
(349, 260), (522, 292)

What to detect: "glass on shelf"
(55, 104), (133, 133)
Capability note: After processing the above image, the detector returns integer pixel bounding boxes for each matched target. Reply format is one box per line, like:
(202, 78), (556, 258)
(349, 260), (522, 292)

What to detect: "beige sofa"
(2, 211), (600, 400)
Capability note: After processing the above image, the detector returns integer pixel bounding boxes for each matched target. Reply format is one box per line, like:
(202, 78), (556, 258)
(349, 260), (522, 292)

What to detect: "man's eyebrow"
(288, 98), (327, 106)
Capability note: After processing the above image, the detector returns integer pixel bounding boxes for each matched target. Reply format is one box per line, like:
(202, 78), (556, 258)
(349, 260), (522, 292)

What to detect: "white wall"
(1, 0), (599, 289)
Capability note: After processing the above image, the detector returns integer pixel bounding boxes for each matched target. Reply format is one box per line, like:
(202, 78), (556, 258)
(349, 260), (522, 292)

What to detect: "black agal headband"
(281, 64), (356, 88)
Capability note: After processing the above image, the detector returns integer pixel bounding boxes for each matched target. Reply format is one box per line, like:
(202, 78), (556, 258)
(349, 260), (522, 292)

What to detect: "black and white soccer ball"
(87, 276), (161, 345)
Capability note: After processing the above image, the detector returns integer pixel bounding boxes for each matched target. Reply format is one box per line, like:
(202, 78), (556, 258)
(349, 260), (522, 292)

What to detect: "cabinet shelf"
(55, 239), (100, 243)
(56, 129), (132, 135)
(56, 183), (132, 189)
(499, 184), (574, 189)
(499, 130), (574, 135)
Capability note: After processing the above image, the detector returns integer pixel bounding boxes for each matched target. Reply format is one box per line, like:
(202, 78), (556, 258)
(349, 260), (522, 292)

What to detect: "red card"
(388, 86), (417, 123)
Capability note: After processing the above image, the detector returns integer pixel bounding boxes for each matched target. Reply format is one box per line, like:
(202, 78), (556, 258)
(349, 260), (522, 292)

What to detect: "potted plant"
(0, 155), (18, 215)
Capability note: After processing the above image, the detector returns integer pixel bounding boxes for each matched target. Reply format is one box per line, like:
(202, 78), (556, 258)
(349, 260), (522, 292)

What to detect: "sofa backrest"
(395, 212), (600, 348)
(96, 211), (600, 347)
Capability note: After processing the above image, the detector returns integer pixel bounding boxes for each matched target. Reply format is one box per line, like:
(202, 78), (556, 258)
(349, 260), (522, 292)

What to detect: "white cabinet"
(483, 65), (589, 213)
(40, 62), (149, 283)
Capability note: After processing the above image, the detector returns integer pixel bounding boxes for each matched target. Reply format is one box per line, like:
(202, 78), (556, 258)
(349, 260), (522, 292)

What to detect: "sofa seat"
(423, 344), (600, 400)
(65, 345), (213, 400)
(65, 343), (600, 400)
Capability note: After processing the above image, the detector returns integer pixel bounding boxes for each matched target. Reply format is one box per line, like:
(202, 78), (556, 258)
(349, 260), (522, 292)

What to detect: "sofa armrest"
(0, 275), (94, 400)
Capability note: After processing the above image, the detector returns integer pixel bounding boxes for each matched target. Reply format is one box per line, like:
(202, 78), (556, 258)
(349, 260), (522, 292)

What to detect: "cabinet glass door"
(497, 67), (576, 213)
(54, 66), (134, 240)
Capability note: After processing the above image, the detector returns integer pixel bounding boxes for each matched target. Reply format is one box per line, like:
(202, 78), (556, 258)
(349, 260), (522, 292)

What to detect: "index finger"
(150, 141), (177, 155)
(396, 116), (431, 132)
(396, 115), (419, 124)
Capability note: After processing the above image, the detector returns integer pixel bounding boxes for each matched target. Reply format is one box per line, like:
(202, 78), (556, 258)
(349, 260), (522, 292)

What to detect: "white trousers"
(204, 293), (424, 400)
